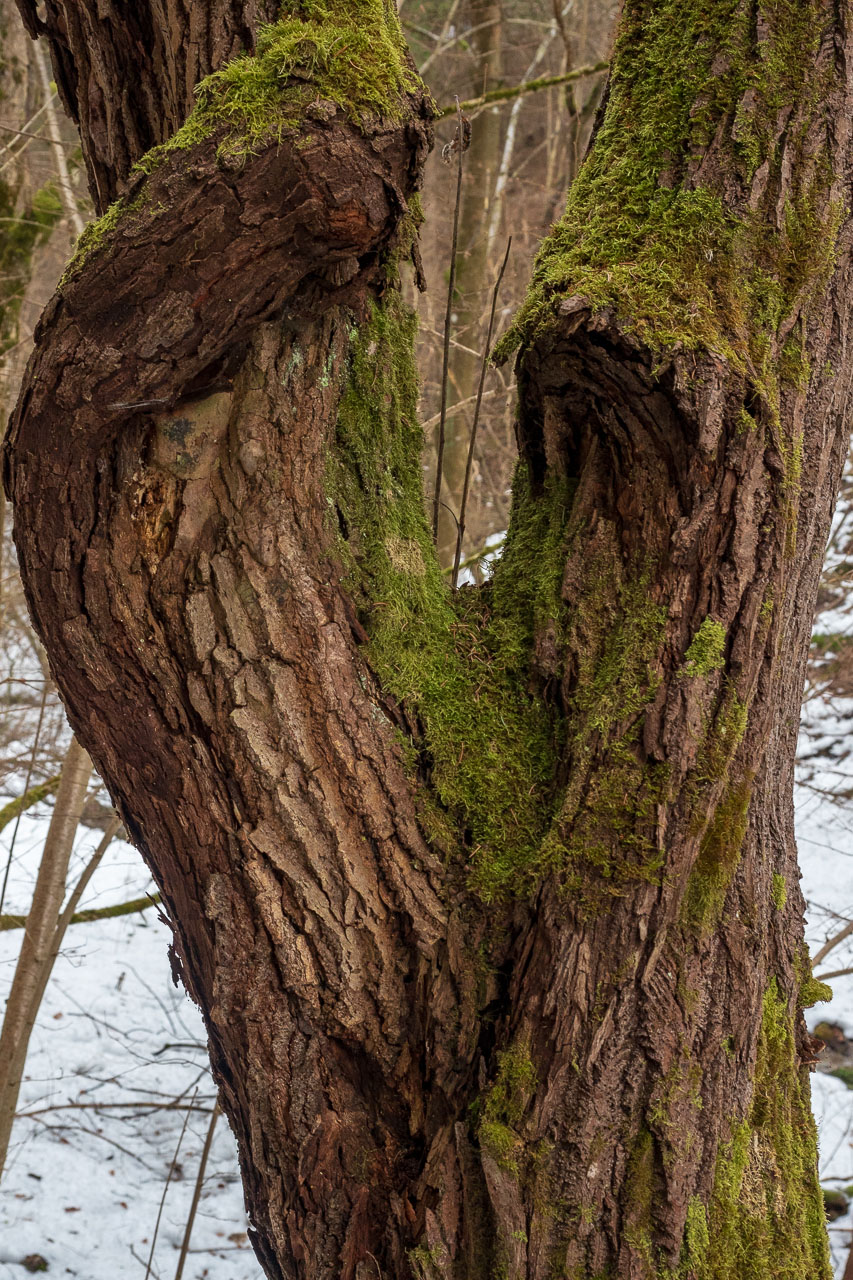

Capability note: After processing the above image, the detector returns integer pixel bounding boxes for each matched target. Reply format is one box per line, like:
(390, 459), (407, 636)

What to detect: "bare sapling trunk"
(0, 734), (91, 1177)
(3, 1), (852, 1277)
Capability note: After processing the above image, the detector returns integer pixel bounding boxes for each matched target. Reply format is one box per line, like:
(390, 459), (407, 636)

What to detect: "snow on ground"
(798, 692), (853, 1278)
(0, 801), (263, 1279)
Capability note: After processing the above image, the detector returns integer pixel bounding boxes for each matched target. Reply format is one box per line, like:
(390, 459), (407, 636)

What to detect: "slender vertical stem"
(173, 1102), (221, 1280)
(452, 237), (512, 589)
(0, 682), (48, 916)
(0, 735), (92, 1180)
(145, 1089), (198, 1280)
(432, 98), (466, 543)
(32, 43), (85, 237)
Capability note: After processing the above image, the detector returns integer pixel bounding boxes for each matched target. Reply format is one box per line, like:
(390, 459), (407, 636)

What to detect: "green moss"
(494, 0), (838, 558)
(407, 1244), (445, 1279)
(684, 772), (753, 933)
(625, 1127), (655, 1257)
(706, 978), (831, 1279)
(477, 1041), (537, 1174)
(771, 873), (787, 911)
(498, 0), (835, 362)
(137, 0), (419, 174)
(63, 0), (421, 279)
(61, 189), (149, 283)
(800, 977), (832, 1009)
(795, 943), (832, 1009)
(330, 286), (568, 901)
(681, 618), (726, 679)
(332, 268), (669, 908)
(680, 1198), (711, 1279)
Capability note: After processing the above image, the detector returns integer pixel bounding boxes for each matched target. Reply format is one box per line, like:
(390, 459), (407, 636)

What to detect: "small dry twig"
(174, 1102), (221, 1280)
(432, 97), (469, 544)
(452, 237), (512, 590)
(144, 1089), (198, 1280)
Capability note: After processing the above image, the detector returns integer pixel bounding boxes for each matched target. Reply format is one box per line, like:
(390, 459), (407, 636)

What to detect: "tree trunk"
(0, 734), (92, 1177)
(4, 2), (851, 1278)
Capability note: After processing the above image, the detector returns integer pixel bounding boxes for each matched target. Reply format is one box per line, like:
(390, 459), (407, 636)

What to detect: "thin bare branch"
(432, 98), (467, 543)
(436, 61), (609, 119)
(452, 237), (512, 589)
(174, 1102), (221, 1280)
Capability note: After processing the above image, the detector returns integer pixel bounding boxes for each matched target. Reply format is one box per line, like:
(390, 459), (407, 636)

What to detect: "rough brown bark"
(4, 2), (851, 1278)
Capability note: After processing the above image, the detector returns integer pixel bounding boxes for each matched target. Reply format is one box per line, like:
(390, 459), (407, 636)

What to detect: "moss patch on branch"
(497, 0), (836, 366)
(64, 0), (422, 277)
(138, 0), (420, 173)
(495, 0), (839, 554)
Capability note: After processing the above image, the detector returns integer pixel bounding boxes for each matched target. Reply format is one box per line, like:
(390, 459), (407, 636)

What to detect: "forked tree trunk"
(3, 2), (852, 1278)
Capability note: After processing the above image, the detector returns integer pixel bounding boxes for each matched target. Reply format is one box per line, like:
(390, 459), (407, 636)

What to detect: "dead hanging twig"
(451, 238), (512, 591)
(174, 1101), (221, 1280)
(432, 97), (470, 545)
(144, 1088), (198, 1280)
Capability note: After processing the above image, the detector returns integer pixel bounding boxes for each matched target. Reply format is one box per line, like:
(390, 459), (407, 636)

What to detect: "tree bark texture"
(4, 2), (853, 1279)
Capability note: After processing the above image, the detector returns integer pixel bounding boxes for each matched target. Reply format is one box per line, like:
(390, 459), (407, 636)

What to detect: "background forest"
(3, 0), (853, 1276)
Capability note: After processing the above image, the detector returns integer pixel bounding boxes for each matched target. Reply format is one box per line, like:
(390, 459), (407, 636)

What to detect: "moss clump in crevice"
(684, 772), (754, 933)
(407, 1244), (445, 1279)
(331, 277), (671, 906)
(771, 873), (787, 911)
(329, 284), (566, 902)
(705, 978), (831, 1279)
(477, 1041), (537, 1174)
(681, 618), (726, 679)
